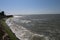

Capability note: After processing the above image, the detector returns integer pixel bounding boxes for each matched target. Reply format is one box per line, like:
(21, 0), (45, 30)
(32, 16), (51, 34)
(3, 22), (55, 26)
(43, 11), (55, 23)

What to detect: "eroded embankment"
(0, 18), (19, 40)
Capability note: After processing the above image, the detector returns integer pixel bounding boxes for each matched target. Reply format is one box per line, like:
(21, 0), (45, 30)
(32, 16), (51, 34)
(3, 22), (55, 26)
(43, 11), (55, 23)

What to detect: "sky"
(0, 0), (60, 15)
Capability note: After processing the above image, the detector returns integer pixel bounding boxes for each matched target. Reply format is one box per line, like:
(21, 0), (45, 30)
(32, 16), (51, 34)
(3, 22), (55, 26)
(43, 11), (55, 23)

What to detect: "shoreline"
(6, 17), (49, 40)
(0, 18), (19, 40)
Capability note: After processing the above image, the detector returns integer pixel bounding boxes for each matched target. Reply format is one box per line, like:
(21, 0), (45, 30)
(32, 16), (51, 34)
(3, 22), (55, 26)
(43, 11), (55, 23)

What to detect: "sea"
(6, 14), (60, 40)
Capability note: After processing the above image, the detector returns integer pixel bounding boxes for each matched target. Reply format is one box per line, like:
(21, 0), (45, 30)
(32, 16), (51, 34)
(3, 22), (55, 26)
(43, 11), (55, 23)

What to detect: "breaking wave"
(6, 16), (49, 40)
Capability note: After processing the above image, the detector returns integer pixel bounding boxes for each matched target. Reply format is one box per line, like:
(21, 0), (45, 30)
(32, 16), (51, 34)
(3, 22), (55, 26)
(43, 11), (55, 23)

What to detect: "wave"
(6, 16), (49, 40)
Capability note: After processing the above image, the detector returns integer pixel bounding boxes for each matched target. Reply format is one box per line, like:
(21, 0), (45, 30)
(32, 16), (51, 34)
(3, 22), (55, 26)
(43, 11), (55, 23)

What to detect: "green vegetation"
(0, 18), (19, 40)
(0, 11), (19, 40)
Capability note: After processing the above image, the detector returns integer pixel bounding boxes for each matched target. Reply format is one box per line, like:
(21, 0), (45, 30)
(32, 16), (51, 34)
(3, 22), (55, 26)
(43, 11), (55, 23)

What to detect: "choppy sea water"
(6, 14), (60, 40)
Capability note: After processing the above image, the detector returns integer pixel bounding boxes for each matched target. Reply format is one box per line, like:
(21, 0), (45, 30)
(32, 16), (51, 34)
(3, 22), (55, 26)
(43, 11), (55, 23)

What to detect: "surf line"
(6, 18), (49, 40)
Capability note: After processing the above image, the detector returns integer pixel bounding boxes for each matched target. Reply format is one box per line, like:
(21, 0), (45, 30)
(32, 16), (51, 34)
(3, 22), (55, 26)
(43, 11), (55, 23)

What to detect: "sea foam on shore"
(6, 16), (49, 40)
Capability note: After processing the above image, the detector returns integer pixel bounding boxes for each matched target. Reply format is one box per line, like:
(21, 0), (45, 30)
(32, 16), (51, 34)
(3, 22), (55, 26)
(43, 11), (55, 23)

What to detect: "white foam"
(6, 18), (49, 40)
(17, 20), (31, 23)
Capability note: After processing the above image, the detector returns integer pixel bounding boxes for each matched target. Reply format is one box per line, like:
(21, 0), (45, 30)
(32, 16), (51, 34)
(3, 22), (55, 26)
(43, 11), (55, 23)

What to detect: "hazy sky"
(0, 0), (60, 15)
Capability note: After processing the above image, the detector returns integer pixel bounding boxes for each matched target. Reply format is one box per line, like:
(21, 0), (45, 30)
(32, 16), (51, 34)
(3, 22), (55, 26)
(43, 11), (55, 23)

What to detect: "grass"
(0, 18), (19, 40)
